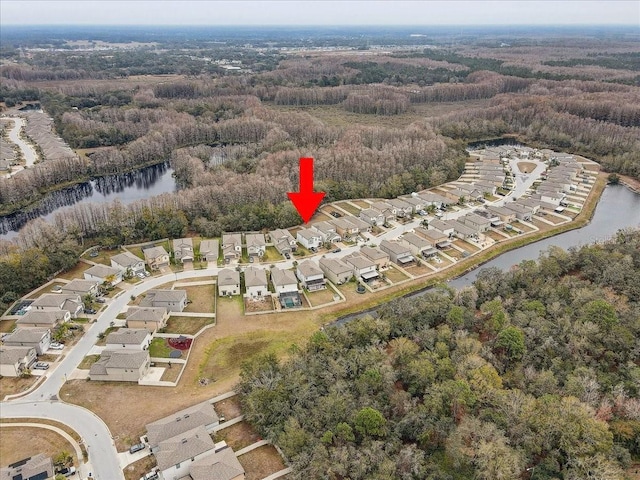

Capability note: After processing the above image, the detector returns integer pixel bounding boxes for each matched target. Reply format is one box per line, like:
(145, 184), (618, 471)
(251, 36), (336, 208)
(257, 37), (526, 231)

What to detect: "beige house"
(3, 328), (51, 355)
(244, 267), (268, 299)
(173, 238), (194, 264)
(105, 328), (152, 351)
(222, 233), (242, 263)
(218, 269), (240, 297)
(0, 346), (36, 377)
(296, 260), (326, 291)
(140, 289), (187, 312)
(319, 257), (353, 285)
(89, 350), (150, 382)
(245, 233), (266, 258)
(380, 240), (414, 266)
(125, 307), (169, 333)
(30, 294), (83, 318)
(269, 229), (297, 255)
(61, 279), (100, 297)
(84, 264), (123, 285)
(111, 251), (146, 274)
(143, 246), (170, 270)
(146, 401), (220, 452)
(400, 232), (434, 257)
(16, 310), (70, 329)
(190, 445), (246, 480)
(199, 239), (219, 263)
(343, 253), (378, 282)
(311, 221), (341, 244)
(0, 454), (54, 480)
(360, 246), (390, 270)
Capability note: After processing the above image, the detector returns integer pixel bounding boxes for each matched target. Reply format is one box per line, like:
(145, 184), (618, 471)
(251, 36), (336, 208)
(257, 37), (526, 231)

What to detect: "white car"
(49, 342), (64, 350)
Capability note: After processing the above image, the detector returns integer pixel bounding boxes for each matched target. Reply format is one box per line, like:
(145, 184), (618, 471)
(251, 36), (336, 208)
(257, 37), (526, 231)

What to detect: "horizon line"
(2, 23), (639, 27)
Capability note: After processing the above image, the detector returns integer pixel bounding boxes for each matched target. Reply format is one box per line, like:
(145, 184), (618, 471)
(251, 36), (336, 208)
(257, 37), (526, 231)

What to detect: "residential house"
(140, 289), (187, 312)
(89, 349), (150, 382)
(296, 260), (326, 291)
(400, 195), (425, 212)
(537, 189), (564, 206)
(428, 219), (455, 237)
(330, 217), (359, 240)
(380, 240), (414, 266)
(388, 198), (414, 217)
(16, 310), (70, 329)
(190, 444), (245, 480)
(347, 216), (372, 233)
(83, 264), (123, 286)
(414, 227), (449, 248)
(245, 233), (266, 258)
(105, 328), (152, 351)
(173, 238), (194, 264)
(30, 294), (83, 318)
(450, 220), (479, 240)
(473, 180), (497, 195)
(360, 246), (390, 270)
(0, 346), (36, 377)
(460, 213), (492, 232)
(111, 251), (146, 275)
(222, 233), (242, 263)
(270, 267), (301, 309)
(486, 205), (516, 224)
(270, 229), (297, 255)
(146, 402), (219, 453)
(218, 269), (240, 297)
(125, 307), (169, 333)
(418, 192), (451, 209)
(244, 267), (268, 298)
(297, 228), (322, 250)
(344, 253), (378, 282)
(61, 279), (100, 297)
(0, 454), (54, 480)
(517, 198), (542, 214)
(319, 257), (353, 285)
(370, 201), (395, 223)
(442, 187), (471, 203)
(311, 222), (341, 244)
(504, 202), (533, 221)
(154, 425), (216, 480)
(359, 208), (385, 226)
(3, 328), (51, 355)
(143, 246), (170, 270)
(457, 184), (484, 200)
(400, 232), (436, 258)
(199, 239), (219, 263)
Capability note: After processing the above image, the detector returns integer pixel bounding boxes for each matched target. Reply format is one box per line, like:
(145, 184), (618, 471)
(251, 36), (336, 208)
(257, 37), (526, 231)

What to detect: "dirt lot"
(0, 319), (16, 332)
(0, 426), (78, 467)
(123, 453), (156, 480)
(214, 395), (242, 420)
(382, 266), (410, 283)
(164, 316), (215, 335)
(183, 285), (215, 313)
(215, 421), (262, 450)
(158, 363), (182, 382)
(305, 288), (337, 307)
(244, 297), (274, 313)
(486, 230), (509, 242)
(238, 445), (286, 480)
(0, 375), (39, 399)
(516, 161), (537, 173)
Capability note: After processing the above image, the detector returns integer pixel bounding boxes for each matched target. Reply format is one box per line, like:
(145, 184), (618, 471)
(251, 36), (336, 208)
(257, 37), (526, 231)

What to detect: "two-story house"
(245, 233), (266, 259)
(0, 346), (36, 377)
(222, 233), (242, 263)
(380, 240), (415, 266)
(359, 208), (385, 226)
(319, 257), (353, 285)
(296, 260), (326, 291)
(343, 253), (378, 282)
(61, 279), (100, 298)
(3, 328), (51, 355)
(269, 229), (297, 255)
(143, 246), (170, 270)
(199, 239), (219, 263)
(84, 264), (123, 286)
(270, 267), (301, 309)
(360, 246), (390, 270)
(218, 269), (240, 297)
(311, 222), (342, 244)
(111, 251), (146, 275)
(244, 267), (268, 299)
(173, 238), (194, 264)
(30, 294), (83, 318)
(297, 228), (322, 250)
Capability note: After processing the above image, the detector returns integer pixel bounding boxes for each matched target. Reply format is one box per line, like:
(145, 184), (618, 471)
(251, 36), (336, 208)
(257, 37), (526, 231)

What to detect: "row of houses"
(359, 193), (455, 227)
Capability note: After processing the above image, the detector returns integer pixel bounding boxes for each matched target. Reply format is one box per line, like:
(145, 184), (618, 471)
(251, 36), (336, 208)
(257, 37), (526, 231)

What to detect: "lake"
(0, 162), (176, 238)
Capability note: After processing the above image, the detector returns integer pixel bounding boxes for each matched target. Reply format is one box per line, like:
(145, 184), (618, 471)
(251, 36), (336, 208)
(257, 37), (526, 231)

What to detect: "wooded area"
(238, 230), (640, 479)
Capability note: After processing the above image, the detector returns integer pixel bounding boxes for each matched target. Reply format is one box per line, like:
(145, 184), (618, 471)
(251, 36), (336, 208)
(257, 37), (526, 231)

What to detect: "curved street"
(2, 116), (39, 177)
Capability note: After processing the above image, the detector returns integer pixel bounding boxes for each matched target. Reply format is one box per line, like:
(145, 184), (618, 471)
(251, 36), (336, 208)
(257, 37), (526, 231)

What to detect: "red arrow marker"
(287, 157), (326, 223)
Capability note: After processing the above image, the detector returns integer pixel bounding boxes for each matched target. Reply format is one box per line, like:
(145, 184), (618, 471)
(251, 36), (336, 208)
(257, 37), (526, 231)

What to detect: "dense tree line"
(238, 229), (640, 479)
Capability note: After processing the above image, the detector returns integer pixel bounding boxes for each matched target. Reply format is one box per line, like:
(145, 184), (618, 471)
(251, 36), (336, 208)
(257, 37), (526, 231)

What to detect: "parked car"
(249, 256), (254, 263)
(330, 211), (342, 218)
(129, 443), (146, 454)
(68, 324), (83, 330)
(95, 298), (106, 303)
(84, 308), (96, 315)
(284, 252), (291, 259)
(57, 466), (76, 476)
(33, 362), (49, 370)
(332, 248), (341, 253)
(310, 247), (318, 253)
(144, 271), (150, 277)
(49, 342), (64, 350)
(136, 272), (146, 279)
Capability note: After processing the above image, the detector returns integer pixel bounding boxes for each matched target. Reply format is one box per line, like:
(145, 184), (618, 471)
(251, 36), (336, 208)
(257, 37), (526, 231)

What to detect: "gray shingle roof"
(89, 350), (149, 375)
(16, 310), (66, 326)
(244, 267), (267, 287)
(105, 328), (149, 346)
(31, 294), (81, 308)
(125, 307), (167, 323)
(155, 425), (215, 471)
(61, 279), (98, 293)
(0, 346), (34, 365)
(111, 252), (144, 268)
(190, 446), (245, 480)
(143, 246), (169, 260)
(218, 269), (240, 287)
(270, 268), (298, 288)
(297, 260), (323, 278)
(140, 289), (187, 306)
(146, 402), (219, 447)
(3, 328), (49, 344)
(84, 264), (120, 279)
(360, 246), (389, 261)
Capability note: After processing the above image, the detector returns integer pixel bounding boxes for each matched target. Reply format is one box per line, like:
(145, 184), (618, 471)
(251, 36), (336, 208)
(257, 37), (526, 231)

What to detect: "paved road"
(2, 116), (38, 177)
(0, 157), (547, 479)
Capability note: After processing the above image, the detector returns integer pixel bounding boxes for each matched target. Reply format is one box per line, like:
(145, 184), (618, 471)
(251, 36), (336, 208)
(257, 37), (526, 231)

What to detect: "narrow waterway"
(334, 185), (640, 325)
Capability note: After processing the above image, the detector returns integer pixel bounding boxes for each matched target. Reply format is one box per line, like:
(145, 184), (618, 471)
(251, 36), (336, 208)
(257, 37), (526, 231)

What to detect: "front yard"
(78, 355), (100, 370)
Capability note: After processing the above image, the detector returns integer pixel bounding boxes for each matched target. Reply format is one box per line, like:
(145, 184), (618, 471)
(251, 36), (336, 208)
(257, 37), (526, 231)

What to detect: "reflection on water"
(1, 163), (175, 236)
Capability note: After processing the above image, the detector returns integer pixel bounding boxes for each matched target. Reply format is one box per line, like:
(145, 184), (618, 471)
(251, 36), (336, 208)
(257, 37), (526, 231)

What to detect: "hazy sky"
(1, 1), (638, 26)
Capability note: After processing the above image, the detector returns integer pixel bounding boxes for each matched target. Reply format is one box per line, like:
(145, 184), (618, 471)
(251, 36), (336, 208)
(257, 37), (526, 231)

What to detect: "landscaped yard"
(149, 338), (174, 358)
(0, 426), (78, 468)
(305, 288), (337, 307)
(383, 266), (410, 283)
(215, 421), (261, 450)
(164, 316), (215, 335)
(77, 355), (100, 370)
(238, 445), (286, 480)
(123, 453), (156, 480)
(183, 285), (215, 313)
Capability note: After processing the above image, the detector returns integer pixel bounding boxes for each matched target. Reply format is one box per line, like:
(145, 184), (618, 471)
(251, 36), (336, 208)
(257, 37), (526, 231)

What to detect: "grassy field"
(0, 319), (16, 332)
(78, 355), (100, 370)
(164, 316), (215, 335)
(383, 266), (410, 283)
(305, 288), (336, 307)
(123, 453), (156, 480)
(183, 285), (215, 313)
(262, 246), (283, 263)
(238, 445), (287, 480)
(149, 338), (173, 358)
(0, 375), (39, 399)
(0, 426), (78, 467)
(27, 281), (67, 298)
(56, 262), (91, 281)
(335, 201), (361, 216)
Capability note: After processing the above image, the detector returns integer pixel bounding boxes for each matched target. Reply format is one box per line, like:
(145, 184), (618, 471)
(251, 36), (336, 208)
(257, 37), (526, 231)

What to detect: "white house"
(218, 269), (240, 297)
(343, 253), (378, 282)
(244, 267), (268, 299)
(30, 294), (83, 318)
(297, 228), (322, 250)
(84, 264), (123, 285)
(105, 328), (152, 351)
(0, 346), (36, 377)
(311, 222), (342, 244)
(359, 208), (385, 226)
(3, 328), (51, 355)
(270, 267), (298, 295)
(146, 402), (220, 453)
(296, 260), (326, 291)
(245, 233), (266, 258)
(111, 251), (146, 275)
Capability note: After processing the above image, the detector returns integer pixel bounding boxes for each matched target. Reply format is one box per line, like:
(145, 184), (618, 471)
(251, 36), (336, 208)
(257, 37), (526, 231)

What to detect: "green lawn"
(335, 202), (361, 216)
(78, 355), (100, 370)
(262, 246), (282, 263)
(149, 338), (172, 358)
